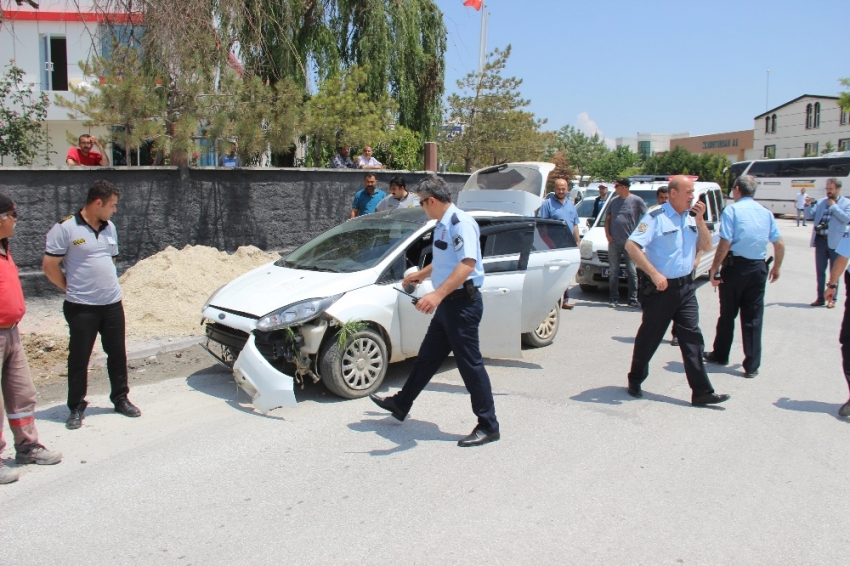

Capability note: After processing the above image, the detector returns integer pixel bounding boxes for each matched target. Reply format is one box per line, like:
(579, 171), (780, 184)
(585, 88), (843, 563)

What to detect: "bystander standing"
(331, 146), (357, 169)
(350, 174), (387, 219)
(66, 134), (109, 167)
(810, 178), (850, 308)
(357, 146), (383, 170)
(376, 176), (419, 211)
(605, 178), (647, 309)
(539, 178), (581, 309)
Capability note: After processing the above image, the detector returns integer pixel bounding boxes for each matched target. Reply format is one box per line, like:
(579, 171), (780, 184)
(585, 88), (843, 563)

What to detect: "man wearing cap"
(0, 194), (62, 484)
(42, 180), (141, 430)
(592, 184), (609, 218)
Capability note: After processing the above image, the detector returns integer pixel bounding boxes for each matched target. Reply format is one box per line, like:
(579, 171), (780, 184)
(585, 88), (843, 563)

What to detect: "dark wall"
(0, 167), (470, 296)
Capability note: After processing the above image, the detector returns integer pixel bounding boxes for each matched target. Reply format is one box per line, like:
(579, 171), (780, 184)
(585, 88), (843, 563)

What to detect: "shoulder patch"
(451, 213), (460, 225)
(60, 214), (74, 223)
(637, 222), (648, 233)
(650, 208), (664, 218)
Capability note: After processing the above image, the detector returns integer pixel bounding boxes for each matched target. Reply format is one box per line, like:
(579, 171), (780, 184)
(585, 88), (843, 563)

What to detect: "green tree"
(306, 66), (396, 167)
(821, 140), (836, 155)
(641, 146), (730, 185)
(586, 146), (640, 181)
(839, 77), (850, 113)
(372, 126), (422, 170)
(440, 46), (550, 172)
(0, 62), (51, 166)
(547, 125), (608, 181)
(546, 151), (575, 190)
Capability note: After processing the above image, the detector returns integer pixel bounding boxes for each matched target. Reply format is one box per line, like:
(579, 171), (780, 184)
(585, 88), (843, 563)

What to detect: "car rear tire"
(521, 304), (560, 348)
(579, 284), (598, 292)
(319, 327), (388, 399)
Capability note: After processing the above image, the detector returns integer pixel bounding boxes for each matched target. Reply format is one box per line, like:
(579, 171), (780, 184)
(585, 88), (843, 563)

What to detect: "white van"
(575, 180), (725, 291)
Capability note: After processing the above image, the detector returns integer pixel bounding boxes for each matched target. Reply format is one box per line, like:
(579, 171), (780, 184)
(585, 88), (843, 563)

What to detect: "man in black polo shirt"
(43, 180), (141, 430)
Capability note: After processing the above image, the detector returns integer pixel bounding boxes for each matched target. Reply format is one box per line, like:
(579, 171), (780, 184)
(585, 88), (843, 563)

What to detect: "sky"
(433, 0), (848, 147)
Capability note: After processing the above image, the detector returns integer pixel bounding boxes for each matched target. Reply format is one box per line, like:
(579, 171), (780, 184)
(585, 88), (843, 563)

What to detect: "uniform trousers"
(628, 278), (714, 395)
(839, 271), (850, 394)
(63, 300), (130, 411)
(711, 258), (768, 373)
(815, 235), (840, 302)
(393, 293), (499, 432)
(0, 327), (39, 453)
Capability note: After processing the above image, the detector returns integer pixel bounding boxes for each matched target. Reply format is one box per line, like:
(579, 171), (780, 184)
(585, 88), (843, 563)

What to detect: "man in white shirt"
(376, 176), (420, 211)
(356, 146), (383, 170)
(796, 188), (808, 227)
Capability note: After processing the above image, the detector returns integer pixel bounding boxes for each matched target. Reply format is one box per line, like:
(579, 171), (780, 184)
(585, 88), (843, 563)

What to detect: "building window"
(637, 140), (651, 158)
(839, 139), (850, 151)
(771, 114), (777, 133)
(814, 102), (821, 128)
(765, 117), (770, 133)
(764, 145), (776, 159)
(805, 104), (813, 129)
(842, 111), (848, 126)
(804, 142), (819, 157)
(39, 35), (68, 91)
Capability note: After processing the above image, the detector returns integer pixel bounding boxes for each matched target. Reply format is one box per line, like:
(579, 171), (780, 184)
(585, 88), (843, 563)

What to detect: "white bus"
(730, 152), (850, 216)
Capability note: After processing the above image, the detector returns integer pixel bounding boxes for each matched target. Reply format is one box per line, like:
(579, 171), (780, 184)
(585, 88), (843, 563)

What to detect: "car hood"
(209, 262), (375, 318)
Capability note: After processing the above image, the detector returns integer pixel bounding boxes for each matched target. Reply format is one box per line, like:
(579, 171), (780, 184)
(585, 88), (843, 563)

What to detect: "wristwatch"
(827, 282), (839, 290)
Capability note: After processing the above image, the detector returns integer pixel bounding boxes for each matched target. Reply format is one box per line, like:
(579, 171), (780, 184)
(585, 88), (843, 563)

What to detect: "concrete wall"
(0, 167), (470, 296)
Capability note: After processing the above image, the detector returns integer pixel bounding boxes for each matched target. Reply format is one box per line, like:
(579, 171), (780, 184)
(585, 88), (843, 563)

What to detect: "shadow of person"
(571, 385), (716, 409)
(610, 335), (635, 344)
(665, 359), (743, 377)
(348, 416), (466, 456)
(765, 302), (819, 309)
(773, 397), (850, 422)
(34, 404), (116, 424)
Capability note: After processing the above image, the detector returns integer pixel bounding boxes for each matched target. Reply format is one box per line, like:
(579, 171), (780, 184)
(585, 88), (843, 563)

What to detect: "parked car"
(575, 180), (725, 291)
(201, 163), (580, 412)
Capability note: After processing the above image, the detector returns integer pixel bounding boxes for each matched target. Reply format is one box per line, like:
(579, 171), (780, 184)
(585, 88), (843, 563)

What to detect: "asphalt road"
(2, 218), (848, 565)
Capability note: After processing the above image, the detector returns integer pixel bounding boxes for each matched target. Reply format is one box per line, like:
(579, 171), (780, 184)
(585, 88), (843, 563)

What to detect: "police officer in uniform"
(825, 229), (850, 417)
(624, 176), (730, 406)
(370, 175), (500, 447)
(704, 175), (784, 378)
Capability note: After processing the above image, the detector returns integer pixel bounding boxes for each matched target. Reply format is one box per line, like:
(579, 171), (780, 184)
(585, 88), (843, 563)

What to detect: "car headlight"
(256, 294), (344, 332)
(580, 240), (594, 260)
(202, 285), (226, 312)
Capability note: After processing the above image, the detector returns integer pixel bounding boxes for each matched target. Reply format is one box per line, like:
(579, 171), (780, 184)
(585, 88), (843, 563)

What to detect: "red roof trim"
(2, 10), (143, 24)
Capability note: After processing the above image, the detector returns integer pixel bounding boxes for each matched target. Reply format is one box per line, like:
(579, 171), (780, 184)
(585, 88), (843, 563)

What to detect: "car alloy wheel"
(521, 304), (560, 348)
(319, 327), (389, 399)
(342, 336), (384, 390)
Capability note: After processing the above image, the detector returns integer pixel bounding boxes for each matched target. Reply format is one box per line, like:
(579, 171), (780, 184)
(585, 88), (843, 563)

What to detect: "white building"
(753, 95), (850, 160)
(615, 132), (691, 159)
(0, 0), (128, 166)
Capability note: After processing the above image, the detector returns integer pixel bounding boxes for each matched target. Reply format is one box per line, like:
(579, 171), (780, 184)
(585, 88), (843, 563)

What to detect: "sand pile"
(21, 332), (69, 373)
(120, 245), (279, 338)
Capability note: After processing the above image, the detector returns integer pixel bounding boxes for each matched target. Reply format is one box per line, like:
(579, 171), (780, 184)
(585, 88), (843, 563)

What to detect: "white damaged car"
(200, 163), (580, 412)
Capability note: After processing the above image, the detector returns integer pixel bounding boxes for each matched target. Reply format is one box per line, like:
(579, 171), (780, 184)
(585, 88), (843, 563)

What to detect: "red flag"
(463, 0), (483, 11)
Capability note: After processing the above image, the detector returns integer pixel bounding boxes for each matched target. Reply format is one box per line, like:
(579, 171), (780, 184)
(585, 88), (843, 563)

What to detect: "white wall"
(754, 97), (850, 159)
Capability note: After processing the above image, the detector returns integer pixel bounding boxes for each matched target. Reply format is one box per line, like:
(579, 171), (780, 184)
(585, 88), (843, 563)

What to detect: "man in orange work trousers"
(0, 193), (62, 484)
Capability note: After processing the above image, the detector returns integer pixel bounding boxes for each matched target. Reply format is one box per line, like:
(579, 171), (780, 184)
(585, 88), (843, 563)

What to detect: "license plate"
(602, 268), (626, 277)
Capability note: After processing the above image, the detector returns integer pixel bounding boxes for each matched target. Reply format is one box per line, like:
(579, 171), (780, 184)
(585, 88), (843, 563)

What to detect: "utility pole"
(766, 69), (770, 111)
(478, 1), (489, 75)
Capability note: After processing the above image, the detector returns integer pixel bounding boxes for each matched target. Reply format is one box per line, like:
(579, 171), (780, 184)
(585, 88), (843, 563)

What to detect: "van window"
(728, 161), (751, 191)
(747, 161), (782, 178)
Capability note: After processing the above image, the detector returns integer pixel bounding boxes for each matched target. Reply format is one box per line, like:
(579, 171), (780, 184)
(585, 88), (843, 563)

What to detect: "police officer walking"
(704, 176), (784, 378)
(370, 175), (500, 447)
(624, 176), (730, 406)
(42, 181), (141, 429)
(824, 231), (850, 417)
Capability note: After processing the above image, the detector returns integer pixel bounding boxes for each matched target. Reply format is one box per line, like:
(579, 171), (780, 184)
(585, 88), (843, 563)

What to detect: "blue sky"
(434, 0), (848, 145)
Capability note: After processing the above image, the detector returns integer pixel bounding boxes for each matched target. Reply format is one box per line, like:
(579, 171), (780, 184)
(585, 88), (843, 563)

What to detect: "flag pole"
(478, 1), (488, 75)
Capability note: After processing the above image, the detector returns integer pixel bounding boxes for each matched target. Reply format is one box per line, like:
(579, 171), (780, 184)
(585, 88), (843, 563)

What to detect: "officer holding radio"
(704, 175), (784, 378)
(624, 176), (730, 406)
(370, 175), (500, 447)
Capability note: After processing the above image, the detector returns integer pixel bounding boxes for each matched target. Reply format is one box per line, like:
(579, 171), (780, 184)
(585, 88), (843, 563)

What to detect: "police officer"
(704, 175), (784, 378)
(42, 181), (141, 429)
(624, 176), (730, 406)
(370, 175), (500, 447)
(825, 230), (850, 417)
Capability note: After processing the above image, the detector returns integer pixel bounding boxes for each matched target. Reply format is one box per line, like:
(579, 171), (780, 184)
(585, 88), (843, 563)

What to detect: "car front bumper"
(575, 261), (628, 286)
(231, 334), (298, 413)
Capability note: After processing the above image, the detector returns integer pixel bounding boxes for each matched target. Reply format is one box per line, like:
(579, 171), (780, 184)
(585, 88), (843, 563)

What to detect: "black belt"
(445, 286), (480, 300)
(666, 274), (693, 287)
(730, 255), (764, 263)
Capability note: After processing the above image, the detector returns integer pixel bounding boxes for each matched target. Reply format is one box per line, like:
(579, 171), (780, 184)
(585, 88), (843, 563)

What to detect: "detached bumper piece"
(233, 334), (298, 413)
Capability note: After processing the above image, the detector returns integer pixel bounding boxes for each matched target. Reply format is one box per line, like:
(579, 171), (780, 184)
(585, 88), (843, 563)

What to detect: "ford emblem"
(218, 313), (226, 320)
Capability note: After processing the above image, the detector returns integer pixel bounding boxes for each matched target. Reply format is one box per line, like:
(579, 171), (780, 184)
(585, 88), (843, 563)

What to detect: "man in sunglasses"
(0, 194), (62, 484)
(369, 175), (500, 447)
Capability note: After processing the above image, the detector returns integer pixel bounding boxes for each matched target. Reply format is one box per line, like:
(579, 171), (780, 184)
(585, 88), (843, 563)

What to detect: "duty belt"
(445, 281), (481, 300)
(666, 274), (693, 287)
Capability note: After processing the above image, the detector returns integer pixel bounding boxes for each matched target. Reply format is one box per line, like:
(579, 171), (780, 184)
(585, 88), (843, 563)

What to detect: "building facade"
(671, 130), (754, 162)
(615, 132), (691, 159)
(753, 95), (850, 160)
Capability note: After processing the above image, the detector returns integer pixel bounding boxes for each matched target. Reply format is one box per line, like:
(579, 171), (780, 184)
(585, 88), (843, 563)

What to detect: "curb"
(89, 336), (205, 367)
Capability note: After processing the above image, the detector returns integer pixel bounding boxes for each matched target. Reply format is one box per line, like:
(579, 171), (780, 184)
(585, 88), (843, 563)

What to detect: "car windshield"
(279, 208), (428, 273)
(575, 198), (597, 216)
(595, 189), (659, 227)
(463, 164), (545, 195)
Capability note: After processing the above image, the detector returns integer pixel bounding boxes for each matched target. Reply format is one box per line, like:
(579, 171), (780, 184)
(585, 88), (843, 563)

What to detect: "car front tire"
(521, 304), (560, 348)
(319, 327), (388, 399)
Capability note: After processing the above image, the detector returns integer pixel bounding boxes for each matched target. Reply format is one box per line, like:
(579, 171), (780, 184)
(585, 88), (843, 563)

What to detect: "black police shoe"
(743, 369), (759, 378)
(114, 398), (141, 418)
(627, 383), (643, 398)
(839, 400), (850, 418)
(457, 426), (500, 447)
(702, 352), (728, 365)
(691, 392), (731, 406)
(66, 407), (85, 430)
(670, 336), (679, 347)
(369, 394), (407, 421)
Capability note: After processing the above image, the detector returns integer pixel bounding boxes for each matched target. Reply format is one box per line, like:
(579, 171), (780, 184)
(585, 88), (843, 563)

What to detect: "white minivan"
(575, 180), (725, 291)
